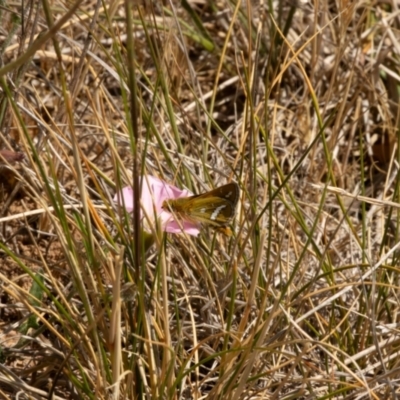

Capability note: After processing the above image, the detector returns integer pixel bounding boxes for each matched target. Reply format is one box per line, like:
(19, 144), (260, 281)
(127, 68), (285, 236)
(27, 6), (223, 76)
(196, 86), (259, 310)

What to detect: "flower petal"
(113, 186), (134, 213)
(114, 176), (200, 235)
(164, 220), (200, 236)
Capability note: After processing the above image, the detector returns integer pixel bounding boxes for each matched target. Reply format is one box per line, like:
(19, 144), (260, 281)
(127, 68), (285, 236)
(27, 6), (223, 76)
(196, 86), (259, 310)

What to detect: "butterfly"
(162, 182), (240, 234)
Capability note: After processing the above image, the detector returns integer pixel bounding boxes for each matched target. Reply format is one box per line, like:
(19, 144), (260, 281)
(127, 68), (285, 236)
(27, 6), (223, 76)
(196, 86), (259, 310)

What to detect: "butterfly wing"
(186, 182), (239, 226)
(187, 196), (236, 226)
(163, 182), (240, 227)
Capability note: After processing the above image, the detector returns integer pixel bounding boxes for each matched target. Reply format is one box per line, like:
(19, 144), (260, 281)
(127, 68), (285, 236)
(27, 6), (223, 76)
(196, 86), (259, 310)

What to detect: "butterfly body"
(162, 182), (239, 227)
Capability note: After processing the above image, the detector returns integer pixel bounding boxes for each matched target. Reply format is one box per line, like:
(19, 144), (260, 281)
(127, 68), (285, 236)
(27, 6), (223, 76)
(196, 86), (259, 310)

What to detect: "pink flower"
(113, 175), (200, 236)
